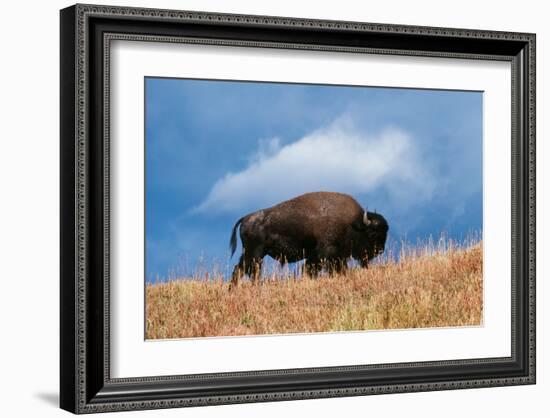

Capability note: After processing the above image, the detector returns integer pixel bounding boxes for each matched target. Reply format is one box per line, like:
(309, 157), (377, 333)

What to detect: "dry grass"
(146, 240), (483, 339)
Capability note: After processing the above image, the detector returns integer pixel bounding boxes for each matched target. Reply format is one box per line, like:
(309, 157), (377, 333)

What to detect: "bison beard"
(228, 191), (389, 289)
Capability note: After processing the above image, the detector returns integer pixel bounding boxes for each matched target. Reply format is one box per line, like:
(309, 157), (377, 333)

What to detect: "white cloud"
(193, 116), (436, 215)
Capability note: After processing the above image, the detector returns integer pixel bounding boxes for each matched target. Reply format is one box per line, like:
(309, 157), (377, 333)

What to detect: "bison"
(228, 191), (388, 288)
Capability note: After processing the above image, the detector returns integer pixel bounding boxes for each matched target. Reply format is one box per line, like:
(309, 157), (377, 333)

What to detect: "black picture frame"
(60, 3), (536, 414)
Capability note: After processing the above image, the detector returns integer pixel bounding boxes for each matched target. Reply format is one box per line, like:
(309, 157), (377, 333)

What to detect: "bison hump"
(267, 191), (363, 224)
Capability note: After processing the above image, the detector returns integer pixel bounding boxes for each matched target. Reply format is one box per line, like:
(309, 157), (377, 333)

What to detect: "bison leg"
(328, 259), (347, 276)
(230, 252), (264, 289)
(229, 254), (246, 290)
(303, 258), (321, 278)
(245, 257), (263, 284)
(242, 245), (264, 284)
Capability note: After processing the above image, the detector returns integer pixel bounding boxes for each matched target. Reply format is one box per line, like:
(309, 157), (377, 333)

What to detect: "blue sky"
(145, 77), (482, 282)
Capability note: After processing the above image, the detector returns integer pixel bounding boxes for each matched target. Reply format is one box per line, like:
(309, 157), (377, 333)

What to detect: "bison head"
(352, 209), (389, 266)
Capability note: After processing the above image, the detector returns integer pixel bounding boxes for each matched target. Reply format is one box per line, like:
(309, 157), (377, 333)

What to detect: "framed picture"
(60, 4), (536, 414)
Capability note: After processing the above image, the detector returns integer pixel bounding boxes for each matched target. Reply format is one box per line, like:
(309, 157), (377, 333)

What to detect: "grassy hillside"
(146, 241), (482, 339)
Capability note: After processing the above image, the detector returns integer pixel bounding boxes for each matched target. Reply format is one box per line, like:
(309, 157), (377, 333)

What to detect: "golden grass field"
(146, 240), (482, 339)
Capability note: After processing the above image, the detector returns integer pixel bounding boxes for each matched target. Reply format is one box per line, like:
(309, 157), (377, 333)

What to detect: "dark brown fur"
(229, 191), (388, 288)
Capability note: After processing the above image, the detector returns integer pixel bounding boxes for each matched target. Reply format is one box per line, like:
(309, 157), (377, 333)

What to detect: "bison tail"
(229, 217), (244, 257)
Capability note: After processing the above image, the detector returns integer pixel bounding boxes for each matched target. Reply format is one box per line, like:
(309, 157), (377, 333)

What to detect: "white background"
(111, 41), (511, 377)
(0, 0), (546, 417)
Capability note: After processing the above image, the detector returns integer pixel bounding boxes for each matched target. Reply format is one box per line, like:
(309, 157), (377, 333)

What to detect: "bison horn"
(363, 210), (371, 226)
